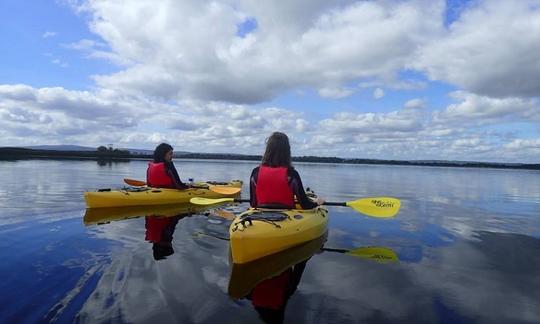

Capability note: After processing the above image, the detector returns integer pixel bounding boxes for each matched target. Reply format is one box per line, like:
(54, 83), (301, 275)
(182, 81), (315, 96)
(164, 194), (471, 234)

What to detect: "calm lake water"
(1, 159), (539, 323)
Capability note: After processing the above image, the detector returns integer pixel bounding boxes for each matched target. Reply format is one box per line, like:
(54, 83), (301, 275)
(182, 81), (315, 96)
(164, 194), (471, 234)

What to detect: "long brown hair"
(153, 143), (173, 163)
(261, 132), (292, 167)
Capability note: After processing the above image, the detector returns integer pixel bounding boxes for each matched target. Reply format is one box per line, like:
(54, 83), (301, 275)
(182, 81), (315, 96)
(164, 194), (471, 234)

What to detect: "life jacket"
(255, 166), (294, 208)
(251, 269), (292, 310)
(147, 162), (174, 188)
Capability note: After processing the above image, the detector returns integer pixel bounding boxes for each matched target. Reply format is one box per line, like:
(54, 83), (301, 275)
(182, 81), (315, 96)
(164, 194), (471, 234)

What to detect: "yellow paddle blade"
(124, 178), (146, 186)
(208, 186), (241, 195)
(190, 197), (236, 205)
(346, 246), (398, 263)
(345, 197), (400, 218)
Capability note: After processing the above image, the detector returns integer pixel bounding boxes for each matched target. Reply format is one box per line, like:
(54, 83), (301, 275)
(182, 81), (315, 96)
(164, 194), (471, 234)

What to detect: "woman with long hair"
(146, 143), (189, 189)
(249, 132), (324, 209)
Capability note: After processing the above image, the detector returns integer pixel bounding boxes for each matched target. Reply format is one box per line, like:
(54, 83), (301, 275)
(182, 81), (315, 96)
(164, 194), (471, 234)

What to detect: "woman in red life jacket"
(146, 143), (189, 189)
(250, 132), (324, 209)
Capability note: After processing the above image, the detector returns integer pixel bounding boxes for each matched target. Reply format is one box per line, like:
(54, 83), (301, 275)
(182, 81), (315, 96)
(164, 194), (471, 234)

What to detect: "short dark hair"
(153, 143), (173, 162)
(261, 132), (291, 167)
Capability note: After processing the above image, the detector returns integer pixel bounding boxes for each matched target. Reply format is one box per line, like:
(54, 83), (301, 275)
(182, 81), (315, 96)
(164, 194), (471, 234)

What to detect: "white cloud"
(404, 98), (426, 109)
(2, 83), (540, 162)
(318, 86), (354, 99)
(504, 139), (540, 150)
(433, 91), (540, 126)
(319, 110), (424, 136)
(4, 0), (540, 163)
(65, 39), (131, 65)
(42, 31), (57, 38)
(373, 88), (384, 99)
(72, 0), (443, 103)
(414, 0), (540, 98)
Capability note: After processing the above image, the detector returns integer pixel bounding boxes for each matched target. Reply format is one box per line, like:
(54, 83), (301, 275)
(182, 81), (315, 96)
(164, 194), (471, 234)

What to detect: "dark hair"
(153, 143), (173, 162)
(261, 132), (291, 167)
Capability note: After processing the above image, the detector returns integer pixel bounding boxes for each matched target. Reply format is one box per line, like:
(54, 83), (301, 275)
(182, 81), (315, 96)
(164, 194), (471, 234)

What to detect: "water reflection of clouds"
(77, 217), (261, 323)
(277, 232), (540, 323)
(410, 232), (540, 323)
(88, 218), (145, 245)
(292, 255), (435, 323)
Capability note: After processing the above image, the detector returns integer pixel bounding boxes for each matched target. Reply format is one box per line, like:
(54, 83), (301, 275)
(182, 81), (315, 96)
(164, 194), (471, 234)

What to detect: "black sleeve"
(289, 169), (318, 209)
(249, 167), (259, 207)
(167, 162), (188, 189)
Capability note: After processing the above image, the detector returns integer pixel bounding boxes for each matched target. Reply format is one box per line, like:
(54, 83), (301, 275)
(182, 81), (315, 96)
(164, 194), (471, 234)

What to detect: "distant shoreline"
(1, 147), (539, 170)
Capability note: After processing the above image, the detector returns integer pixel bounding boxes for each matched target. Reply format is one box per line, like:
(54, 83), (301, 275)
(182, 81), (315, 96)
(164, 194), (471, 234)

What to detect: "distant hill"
(23, 145), (189, 155)
(25, 145), (97, 151)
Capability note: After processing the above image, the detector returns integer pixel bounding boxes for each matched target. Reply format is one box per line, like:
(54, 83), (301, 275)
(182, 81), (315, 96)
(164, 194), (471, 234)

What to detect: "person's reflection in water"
(247, 260), (308, 324)
(145, 215), (182, 261)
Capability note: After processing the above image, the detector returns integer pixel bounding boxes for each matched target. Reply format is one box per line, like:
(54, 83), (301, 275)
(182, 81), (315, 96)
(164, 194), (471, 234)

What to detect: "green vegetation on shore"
(0, 147), (539, 170)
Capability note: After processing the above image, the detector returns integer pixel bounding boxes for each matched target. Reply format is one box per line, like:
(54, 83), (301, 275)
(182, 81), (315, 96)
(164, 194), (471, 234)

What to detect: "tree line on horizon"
(0, 146), (539, 170)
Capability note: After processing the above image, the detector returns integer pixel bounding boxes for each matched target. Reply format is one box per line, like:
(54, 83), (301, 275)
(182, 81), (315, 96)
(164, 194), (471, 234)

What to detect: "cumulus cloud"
(65, 39), (130, 65)
(63, 0), (540, 103)
(0, 85), (144, 145)
(318, 86), (355, 99)
(504, 139), (540, 150)
(319, 110), (424, 136)
(414, 0), (540, 98)
(3, 0), (540, 163)
(433, 91), (540, 126)
(404, 98), (426, 109)
(373, 88), (384, 99)
(72, 0), (443, 103)
(0, 84), (311, 152)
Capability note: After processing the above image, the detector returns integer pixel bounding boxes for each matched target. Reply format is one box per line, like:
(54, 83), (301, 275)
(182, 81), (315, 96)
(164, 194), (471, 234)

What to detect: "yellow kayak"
(228, 235), (325, 298)
(83, 202), (211, 225)
(84, 180), (242, 208)
(229, 204), (328, 264)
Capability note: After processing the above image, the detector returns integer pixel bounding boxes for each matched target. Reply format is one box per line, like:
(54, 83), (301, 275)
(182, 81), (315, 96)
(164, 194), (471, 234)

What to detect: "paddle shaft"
(321, 247), (348, 253)
(322, 201), (346, 207)
(209, 199), (349, 207)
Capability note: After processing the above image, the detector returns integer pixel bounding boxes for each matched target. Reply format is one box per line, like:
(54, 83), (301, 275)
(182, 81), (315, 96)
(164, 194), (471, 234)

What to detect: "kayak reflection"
(226, 230), (399, 323)
(228, 235), (326, 323)
(83, 203), (211, 261)
(83, 203), (207, 226)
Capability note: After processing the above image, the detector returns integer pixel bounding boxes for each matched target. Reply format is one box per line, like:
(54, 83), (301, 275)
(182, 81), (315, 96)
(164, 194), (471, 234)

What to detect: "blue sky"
(0, 0), (539, 163)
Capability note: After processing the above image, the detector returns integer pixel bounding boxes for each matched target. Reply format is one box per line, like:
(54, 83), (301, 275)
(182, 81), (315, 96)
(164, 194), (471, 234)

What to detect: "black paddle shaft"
(232, 199), (347, 207)
(323, 202), (347, 206)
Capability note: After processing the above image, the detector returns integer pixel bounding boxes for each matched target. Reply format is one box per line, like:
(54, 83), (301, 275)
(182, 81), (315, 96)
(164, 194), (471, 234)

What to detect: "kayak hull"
(228, 234), (326, 298)
(229, 206), (328, 264)
(84, 180), (242, 208)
